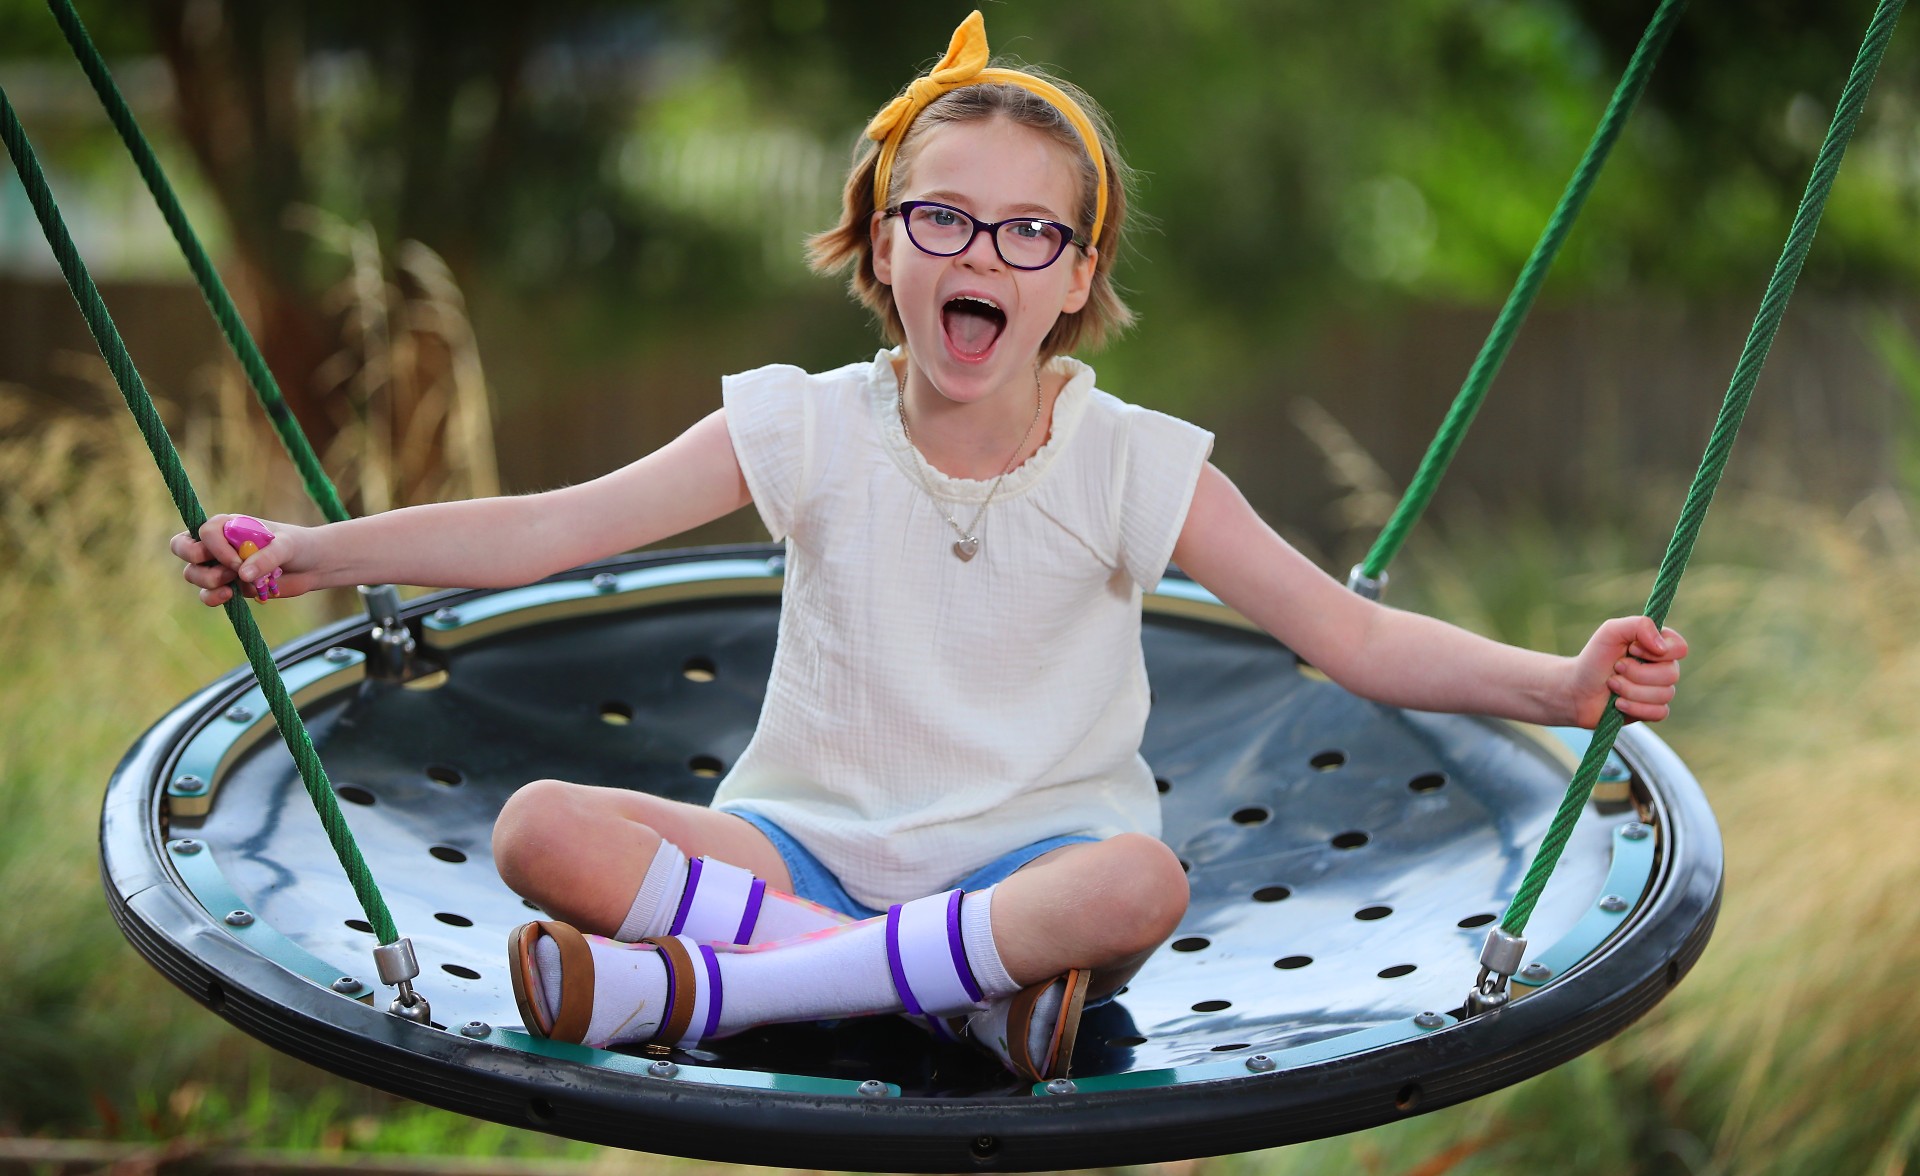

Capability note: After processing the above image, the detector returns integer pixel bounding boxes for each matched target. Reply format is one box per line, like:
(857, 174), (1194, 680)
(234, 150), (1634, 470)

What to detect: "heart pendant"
(953, 536), (980, 562)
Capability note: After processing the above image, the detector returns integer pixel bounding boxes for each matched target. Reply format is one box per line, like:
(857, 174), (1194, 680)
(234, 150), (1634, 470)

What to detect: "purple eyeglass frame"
(883, 200), (1086, 270)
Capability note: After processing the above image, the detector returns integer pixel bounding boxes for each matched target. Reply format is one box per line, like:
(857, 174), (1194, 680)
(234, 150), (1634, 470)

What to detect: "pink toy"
(221, 516), (282, 601)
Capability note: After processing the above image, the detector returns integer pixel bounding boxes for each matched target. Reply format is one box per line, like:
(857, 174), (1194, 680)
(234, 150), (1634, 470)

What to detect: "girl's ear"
(1060, 244), (1096, 315)
(870, 209), (895, 286)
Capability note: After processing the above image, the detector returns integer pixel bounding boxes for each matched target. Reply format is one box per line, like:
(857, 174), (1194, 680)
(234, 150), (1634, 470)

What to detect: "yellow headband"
(866, 10), (1109, 248)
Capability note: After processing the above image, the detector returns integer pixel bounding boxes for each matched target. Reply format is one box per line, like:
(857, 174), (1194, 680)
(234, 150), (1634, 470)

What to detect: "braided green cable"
(1, 83), (400, 947)
(1360, 0), (1687, 583)
(1501, 0), (1906, 937)
(46, 0), (350, 525)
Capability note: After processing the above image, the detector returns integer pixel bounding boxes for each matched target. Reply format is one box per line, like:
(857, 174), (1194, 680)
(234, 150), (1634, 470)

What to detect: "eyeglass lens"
(903, 204), (1069, 269)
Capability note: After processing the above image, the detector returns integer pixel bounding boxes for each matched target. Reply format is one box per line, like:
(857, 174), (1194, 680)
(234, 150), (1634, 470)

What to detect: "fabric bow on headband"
(865, 10), (1109, 248)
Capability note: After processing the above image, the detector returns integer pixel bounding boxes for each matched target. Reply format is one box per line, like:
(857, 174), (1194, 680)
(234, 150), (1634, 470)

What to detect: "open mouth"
(941, 295), (1006, 360)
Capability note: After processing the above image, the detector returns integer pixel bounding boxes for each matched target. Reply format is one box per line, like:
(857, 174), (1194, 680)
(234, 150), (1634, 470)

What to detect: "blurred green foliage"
(5, 0), (1916, 313)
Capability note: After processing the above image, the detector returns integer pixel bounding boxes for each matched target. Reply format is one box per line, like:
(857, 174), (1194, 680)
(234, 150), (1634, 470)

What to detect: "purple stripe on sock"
(699, 944), (723, 1041)
(735, 878), (767, 945)
(885, 904), (924, 1017)
(946, 889), (983, 1003)
(669, 857), (702, 936)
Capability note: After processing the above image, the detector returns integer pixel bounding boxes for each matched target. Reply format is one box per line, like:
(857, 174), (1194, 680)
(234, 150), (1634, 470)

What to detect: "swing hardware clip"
(358, 584), (418, 679)
(374, 937), (432, 1024)
(1465, 927), (1527, 1017)
(1345, 565), (1388, 601)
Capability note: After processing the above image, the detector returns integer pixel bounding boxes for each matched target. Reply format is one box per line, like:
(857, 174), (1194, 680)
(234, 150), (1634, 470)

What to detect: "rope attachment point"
(357, 584), (419, 679)
(1345, 565), (1388, 601)
(374, 938), (432, 1024)
(1465, 927), (1528, 1016)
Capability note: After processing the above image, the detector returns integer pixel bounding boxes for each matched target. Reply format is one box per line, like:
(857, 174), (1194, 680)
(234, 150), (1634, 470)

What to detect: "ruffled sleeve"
(1116, 407), (1214, 590)
(722, 364), (814, 542)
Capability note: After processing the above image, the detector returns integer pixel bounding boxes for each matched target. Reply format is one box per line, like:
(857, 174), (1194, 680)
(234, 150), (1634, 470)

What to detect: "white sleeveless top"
(712, 349), (1214, 908)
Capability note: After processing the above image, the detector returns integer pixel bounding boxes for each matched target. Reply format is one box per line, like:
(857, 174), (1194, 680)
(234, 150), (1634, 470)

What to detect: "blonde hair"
(808, 71), (1135, 358)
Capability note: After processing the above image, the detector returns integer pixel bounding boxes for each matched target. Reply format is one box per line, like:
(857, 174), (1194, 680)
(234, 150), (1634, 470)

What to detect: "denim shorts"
(729, 810), (1097, 920)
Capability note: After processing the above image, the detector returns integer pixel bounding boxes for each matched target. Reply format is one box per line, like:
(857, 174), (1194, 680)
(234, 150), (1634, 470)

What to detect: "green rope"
(1501, 0), (1906, 937)
(46, 0), (350, 525)
(0, 82), (400, 947)
(1360, 0), (1687, 583)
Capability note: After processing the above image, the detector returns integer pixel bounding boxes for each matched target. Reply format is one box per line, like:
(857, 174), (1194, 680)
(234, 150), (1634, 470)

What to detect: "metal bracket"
(1345, 564), (1388, 601)
(357, 584), (418, 679)
(1464, 926), (1527, 1017)
(373, 937), (432, 1023)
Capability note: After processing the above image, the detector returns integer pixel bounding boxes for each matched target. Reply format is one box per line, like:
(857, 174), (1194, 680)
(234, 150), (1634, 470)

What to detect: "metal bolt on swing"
(1465, 927), (1528, 1016)
(374, 937), (432, 1024)
(358, 584), (418, 680)
(1346, 565), (1388, 601)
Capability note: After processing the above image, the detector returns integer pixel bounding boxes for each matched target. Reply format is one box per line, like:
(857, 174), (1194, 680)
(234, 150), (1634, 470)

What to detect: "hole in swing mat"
(441, 964), (482, 980)
(1331, 831), (1371, 850)
(345, 919), (373, 934)
(527, 1097), (556, 1126)
(1409, 772), (1447, 793)
(1232, 806), (1271, 826)
(1378, 964), (1418, 979)
(434, 912), (474, 927)
(1396, 1082), (1423, 1112)
(1458, 913), (1497, 929)
(1274, 955), (1312, 970)
(682, 657), (717, 683)
(600, 701), (633, 725)
(430, 846), (468, 864)
(1253, 885), (1291, 903)
(1211, 1042), (1252, 1053)
(335, 784), (375, 806)
(689, 755), (724, 778)
(1155, 777), (1172, 794)
(426, 764), (463, 787)
(1355, 905), (1393, 921)
(1171, 937), (1210, 953)
(1311, 750), (1346, 771)
(1192, 1000), (1231, 1013)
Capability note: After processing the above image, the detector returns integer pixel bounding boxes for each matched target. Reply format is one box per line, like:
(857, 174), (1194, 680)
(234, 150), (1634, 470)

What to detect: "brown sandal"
(508, 920), (596, 1043)
(1013, 968), (1089, 1080)
(508, 923), (703, 1049)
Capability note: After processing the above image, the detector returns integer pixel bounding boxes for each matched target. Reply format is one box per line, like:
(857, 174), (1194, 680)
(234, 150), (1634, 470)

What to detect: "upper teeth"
(950, 295), (1001, 311)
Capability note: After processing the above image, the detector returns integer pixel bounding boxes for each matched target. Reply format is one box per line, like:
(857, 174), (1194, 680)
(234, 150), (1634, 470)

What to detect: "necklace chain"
(895, 362), (1044, 561)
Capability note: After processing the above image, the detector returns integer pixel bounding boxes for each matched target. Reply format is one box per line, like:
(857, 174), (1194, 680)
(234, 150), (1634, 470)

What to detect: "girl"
(172, 12), (1686, 1080)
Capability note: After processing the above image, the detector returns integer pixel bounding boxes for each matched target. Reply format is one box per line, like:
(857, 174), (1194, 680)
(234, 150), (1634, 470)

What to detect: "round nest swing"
(104, 544), (1722, 1170)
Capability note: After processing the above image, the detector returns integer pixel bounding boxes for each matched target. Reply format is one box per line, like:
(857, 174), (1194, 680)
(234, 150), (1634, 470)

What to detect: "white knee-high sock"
(613, 839), (850, 945)
(537, 887), (1021, 1048)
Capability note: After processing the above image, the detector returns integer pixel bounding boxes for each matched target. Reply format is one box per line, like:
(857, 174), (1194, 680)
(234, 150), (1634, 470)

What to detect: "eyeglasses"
(882, 201), (1085, 271)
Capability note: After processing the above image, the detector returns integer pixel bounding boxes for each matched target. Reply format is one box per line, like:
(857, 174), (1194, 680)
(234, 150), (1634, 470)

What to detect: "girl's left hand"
(1570, 616), (1689, 727)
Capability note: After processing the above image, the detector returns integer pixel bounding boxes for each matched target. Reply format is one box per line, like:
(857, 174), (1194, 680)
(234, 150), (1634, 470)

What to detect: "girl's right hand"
(170, 514), (313, 606)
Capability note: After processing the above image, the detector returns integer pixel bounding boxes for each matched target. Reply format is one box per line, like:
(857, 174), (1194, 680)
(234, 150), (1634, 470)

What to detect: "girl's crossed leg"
(493, 778), (798, 934)
(490, 780), (1189, 1078)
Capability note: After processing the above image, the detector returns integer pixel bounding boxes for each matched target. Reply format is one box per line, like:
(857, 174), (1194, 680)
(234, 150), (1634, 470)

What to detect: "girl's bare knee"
(1087, 833), (1188, 956)
(492, 778), (588, 895)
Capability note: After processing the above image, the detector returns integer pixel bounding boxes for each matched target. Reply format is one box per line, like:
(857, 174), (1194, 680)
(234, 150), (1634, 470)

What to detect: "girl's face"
(871, 117), (1097, 408)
